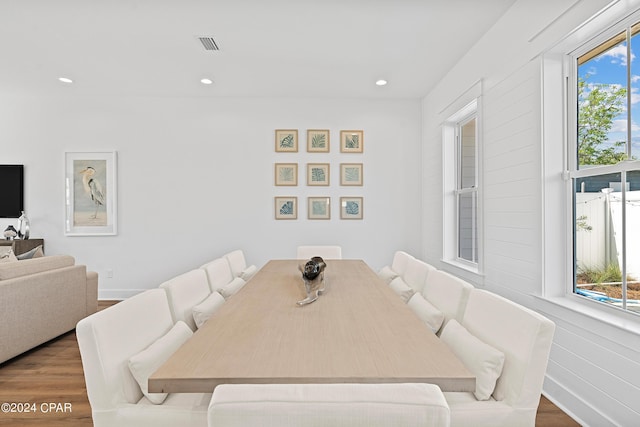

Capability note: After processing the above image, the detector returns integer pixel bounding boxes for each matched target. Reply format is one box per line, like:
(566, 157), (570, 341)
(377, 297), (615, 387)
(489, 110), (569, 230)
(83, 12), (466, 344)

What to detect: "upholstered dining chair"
(223, 249), (257, 281)
(208, 383), (450, 427)
(296, 245), (342, 260)
(76, 289), (211, 427)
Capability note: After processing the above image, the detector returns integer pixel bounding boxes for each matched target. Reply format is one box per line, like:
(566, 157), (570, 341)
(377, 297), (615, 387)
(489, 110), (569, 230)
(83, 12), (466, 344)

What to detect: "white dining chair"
(159, 269), (211, 331)
(208, 383), (450, 427)
(296, 245), (342, 260)
(76, 289), (212, 427)
(223, 249), (257, 281)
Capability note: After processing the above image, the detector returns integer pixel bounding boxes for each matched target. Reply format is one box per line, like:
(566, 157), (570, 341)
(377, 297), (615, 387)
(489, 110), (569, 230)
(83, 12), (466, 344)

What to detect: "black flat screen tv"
(0, 165), (24, 218)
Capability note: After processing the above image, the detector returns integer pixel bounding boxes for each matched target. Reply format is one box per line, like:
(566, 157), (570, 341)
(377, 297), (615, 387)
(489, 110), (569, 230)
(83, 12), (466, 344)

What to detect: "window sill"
(440, 259), (484, 285)
(534, 293), (640, 336)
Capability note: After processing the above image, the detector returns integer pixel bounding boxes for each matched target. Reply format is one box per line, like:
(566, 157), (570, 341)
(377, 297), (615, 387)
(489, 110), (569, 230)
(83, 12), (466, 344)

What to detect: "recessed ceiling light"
(58, 77), (73, 84)
(200, 78), (213, 85)
(375, 79), (388, 86)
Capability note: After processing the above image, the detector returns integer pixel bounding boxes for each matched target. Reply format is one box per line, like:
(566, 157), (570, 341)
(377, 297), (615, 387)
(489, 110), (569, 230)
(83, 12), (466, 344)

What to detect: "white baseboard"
(543, 374), (613, 427)
(98, 289), (146, 300)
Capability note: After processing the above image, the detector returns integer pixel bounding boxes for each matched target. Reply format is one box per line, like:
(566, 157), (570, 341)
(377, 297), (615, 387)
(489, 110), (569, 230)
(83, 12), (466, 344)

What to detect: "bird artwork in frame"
(64, 151), (118, 236)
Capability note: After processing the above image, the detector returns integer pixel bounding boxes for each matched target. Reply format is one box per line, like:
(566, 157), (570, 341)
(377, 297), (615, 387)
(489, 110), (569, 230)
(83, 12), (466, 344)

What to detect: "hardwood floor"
(0, 301), (580, 426)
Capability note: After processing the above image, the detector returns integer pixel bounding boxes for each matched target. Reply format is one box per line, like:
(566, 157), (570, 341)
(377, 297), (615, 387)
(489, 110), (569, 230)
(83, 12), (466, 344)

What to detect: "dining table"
(148, 259), (475, 393)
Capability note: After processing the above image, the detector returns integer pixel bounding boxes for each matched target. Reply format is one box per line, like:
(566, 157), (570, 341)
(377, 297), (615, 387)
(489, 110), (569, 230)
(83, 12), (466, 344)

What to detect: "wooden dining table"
(148, 259), (475, 393)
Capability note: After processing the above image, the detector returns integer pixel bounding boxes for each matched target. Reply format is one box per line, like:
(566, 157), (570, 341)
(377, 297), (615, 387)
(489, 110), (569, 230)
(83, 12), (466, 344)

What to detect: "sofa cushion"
(217, 277), (247, 300)
(192, 292), (226, 329)
(0, 248), (18, 263)
(16, 245), (44, 260)
(389, 276), (415, 303)
(128, 321), (193, 405)
(440, 319), (505, 401)
(0, 255), (75, 280)
(407, 293), (444, 334)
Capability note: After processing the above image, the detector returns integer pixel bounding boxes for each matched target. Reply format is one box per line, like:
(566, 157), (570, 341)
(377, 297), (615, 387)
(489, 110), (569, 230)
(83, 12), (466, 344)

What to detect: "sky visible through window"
(578, 30), (640, 161)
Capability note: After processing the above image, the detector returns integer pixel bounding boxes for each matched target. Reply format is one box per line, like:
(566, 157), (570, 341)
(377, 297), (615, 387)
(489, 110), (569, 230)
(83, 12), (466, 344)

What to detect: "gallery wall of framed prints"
(273, 129), (364, 220)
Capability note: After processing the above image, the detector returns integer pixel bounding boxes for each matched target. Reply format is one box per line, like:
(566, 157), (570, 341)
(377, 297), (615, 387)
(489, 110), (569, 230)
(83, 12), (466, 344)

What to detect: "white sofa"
(208, 383), (450, 427)
(76, 288), (211, 427)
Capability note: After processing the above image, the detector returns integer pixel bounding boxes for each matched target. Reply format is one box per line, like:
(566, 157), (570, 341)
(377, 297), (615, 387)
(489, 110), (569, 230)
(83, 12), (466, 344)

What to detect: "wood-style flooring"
(0, 301), (580, 426)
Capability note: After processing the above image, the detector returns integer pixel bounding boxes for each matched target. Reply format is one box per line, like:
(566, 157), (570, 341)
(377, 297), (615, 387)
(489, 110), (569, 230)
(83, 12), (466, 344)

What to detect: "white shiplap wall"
(421, 0), (640, 425)
(482, 63), (542, 297)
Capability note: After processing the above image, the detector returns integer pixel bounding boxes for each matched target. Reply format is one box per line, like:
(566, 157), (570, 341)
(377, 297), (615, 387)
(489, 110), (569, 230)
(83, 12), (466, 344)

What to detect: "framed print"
(307, 163), (330, 186)
(340, 196), (363, 220)
(275, 129), (298, 152)
(307, 129), (330, 152)
(308, 197), (331, 220)
(340, 130), (364, 153)
(340, 163), (363, 186)
(275, 163), (298, 186)
(275, 196), (297, 220)
(64, 151), (117, 236)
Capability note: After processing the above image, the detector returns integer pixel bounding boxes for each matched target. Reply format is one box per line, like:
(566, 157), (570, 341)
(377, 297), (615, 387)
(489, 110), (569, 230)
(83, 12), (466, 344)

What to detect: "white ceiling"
(0, 0), (517, 99)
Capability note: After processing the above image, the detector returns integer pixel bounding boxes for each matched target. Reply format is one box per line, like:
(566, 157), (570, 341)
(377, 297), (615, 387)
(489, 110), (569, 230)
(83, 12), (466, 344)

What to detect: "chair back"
(224, 250), (248, 276)
(390, 251), (413, 276)
(296, 245), (342, 260)
(160, 269), (210, 331)
(76, 289), (174, 410)
(461, 289), (555, 407)
(402, 257), (435, 293)
(209, 383), (450, 427)
(201, 258), (235, 292)
(422, 270), (474, 331)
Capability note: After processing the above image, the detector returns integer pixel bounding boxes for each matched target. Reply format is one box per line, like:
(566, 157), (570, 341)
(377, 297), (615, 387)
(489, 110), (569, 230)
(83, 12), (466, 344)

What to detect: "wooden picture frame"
(340, 163), (363, 186)
(307, 129), (330, 152)
(64, 151), (118, 236)
(308, 197), (331, 220)
(275, 196), (297, 220)
(275, 163), (298, 186)
(340, 196), (363, 220)
(340, 130), (364, 153)
(307, 163), (330, 186)
(275, 129), (298, 152)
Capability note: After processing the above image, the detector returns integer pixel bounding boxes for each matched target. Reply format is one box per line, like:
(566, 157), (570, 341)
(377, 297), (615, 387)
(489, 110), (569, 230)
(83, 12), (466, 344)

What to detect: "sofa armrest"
(86, 271), (98, 315)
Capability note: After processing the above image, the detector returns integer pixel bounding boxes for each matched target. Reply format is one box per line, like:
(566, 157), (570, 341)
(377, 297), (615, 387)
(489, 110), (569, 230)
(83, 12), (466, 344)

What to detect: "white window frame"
(566, 14), (640, 315)
(541, 2), (640, 329)
(442, 98), (482, 274)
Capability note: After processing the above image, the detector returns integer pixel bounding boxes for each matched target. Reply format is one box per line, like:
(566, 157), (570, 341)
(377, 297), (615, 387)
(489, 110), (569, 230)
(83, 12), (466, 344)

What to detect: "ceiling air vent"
(198, 36), (220, 51)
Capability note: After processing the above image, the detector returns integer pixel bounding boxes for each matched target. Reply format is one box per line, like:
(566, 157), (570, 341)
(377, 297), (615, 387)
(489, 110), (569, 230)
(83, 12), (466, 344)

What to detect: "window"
(569, 20), (640, 314)
(457, 116), (478, 263)
(443, 99), (481, 271)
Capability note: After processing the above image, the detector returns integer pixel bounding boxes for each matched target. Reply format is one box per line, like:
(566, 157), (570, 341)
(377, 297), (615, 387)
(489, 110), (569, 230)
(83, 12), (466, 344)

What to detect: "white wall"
(422, 0), (640, 425)
(0, 95), (422, 298)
